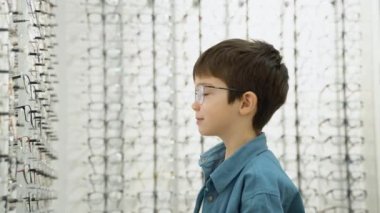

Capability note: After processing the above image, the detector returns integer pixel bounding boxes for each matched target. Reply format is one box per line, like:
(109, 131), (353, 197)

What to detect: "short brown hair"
(193, 39), (289, 132)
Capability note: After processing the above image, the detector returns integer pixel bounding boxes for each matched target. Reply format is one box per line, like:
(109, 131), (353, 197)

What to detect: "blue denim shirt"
(194, 133), (305, 213)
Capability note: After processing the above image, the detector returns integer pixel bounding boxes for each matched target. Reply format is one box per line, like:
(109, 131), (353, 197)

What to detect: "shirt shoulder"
(239, 150), (302, 210)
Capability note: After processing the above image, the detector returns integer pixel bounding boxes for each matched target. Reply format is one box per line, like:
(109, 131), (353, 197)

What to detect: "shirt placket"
(202, 179), (218, 212)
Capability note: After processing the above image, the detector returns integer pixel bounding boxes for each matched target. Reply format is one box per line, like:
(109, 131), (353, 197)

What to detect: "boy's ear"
(239, 91), (257, 116)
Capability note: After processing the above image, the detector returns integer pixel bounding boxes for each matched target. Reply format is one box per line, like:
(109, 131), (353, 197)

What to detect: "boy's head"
(192, 39), (289, 135)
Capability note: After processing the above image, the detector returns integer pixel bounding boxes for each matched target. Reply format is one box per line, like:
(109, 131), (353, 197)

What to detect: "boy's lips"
(196, 117), (204, 124)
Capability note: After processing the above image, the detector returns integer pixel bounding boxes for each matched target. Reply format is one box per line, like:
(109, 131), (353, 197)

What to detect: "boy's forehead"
(194, 75), (226, 86)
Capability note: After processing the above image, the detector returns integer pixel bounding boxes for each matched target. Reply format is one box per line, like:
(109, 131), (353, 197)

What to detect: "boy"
(192, 39), (305, 212)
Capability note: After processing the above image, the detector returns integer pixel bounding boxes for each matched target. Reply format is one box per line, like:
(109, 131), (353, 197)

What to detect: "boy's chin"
(198, 129), (215, 136)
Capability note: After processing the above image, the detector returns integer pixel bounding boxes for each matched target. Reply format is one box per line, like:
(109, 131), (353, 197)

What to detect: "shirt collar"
(198, 142), (226, 179)
(199, 133), (268, 194)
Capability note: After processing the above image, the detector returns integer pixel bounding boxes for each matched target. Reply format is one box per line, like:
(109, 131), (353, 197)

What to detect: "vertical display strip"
(1, 0), (59, 212)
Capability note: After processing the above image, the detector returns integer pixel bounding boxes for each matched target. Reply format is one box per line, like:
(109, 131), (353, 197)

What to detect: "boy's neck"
(222, 129), (257, 159)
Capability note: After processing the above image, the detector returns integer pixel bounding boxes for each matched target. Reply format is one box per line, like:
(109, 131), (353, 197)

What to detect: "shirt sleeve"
(287, 192), (305, 213)
(241, 193), (284, 213)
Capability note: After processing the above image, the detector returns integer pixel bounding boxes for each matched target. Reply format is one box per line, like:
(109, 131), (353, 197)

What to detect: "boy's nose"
(192, 101), (200, 111)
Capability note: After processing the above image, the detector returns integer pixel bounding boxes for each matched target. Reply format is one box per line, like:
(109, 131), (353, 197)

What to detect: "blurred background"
(1, 0), (379, 212)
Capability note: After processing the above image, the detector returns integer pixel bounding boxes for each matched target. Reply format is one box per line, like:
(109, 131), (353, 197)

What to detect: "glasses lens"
(195, 85), (203, 104)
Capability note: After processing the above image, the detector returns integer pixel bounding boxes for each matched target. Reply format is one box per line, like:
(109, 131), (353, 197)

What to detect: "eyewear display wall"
(2, 0), (380, 213)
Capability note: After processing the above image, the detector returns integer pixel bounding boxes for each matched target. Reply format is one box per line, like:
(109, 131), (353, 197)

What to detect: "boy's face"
(192, 75), (241, 137)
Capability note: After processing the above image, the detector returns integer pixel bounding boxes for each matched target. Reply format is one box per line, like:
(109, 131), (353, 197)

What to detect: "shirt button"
(207, 195), (213, 202)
